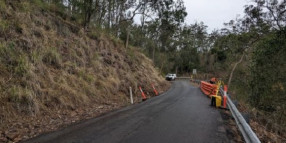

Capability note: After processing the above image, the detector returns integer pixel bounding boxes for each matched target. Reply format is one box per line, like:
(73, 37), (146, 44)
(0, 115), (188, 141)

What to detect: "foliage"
(8, 85), (34, 105)
(212, 0), (286, 131)
(0, 0), (285, 138)
(36, 0), (201, 74)
(0, 0), (6, 11)
(3, 0), (286, 124)
(42, 47), (62, 68)
(0, 19), (9, 34)
(0, 42), (29, 77)
(249, 29), (286, 112)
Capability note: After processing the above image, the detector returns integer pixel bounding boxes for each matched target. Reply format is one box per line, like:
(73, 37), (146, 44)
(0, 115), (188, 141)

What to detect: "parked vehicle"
(165, 73), (176, 81)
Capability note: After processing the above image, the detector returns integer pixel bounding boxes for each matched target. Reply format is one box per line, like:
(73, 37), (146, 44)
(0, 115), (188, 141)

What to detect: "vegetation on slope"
(210, 1), (286, 141)
(0, 0), (285, 142)
(0, 1), (169, 141)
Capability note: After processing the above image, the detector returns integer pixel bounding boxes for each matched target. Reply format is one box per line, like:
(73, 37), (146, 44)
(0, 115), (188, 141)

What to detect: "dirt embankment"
(0, 2), (170, 142)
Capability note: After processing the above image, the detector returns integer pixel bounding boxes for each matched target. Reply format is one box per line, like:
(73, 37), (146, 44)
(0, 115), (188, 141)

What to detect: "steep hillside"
(0, 1), (169, 142)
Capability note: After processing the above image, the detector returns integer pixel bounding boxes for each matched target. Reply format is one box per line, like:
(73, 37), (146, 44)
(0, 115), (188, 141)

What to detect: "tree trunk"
(176, 66), (178, 75)
(227, 52), (245, 89)
(125, 28), (130, 49)
(152, 46), (155, 62)
(108, 0), (112, 29)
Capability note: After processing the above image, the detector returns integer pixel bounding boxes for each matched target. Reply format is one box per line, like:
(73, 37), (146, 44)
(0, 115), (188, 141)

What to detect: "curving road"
(23, 81), (231, 143)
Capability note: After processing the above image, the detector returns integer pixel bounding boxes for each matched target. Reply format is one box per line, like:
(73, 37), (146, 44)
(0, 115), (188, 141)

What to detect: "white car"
(165, 74), (176, 81)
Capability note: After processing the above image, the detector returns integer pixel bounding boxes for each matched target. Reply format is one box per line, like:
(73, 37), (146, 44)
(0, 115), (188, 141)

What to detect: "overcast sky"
(184, 0), (251, 32)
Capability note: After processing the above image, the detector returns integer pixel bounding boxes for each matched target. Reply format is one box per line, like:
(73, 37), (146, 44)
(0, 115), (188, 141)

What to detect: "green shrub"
(0, 0), (6, 11)
(0, 43), (29, 76)
(77, 69), (94, 83)
(18, 0), (46, 12)
(0, 1), (6, 11)
(0, 19), (9, 34)
(42, 47), (62, 68)
(31, 0), (45, 8)
(8, 86), (34, 105)
(14, 22), (23, 34)
(87, 31), (100, 40)
(249, 30), (286, 112)
(14, 55), (29, 76)
(31, 50), (41, 64)
(92, 52), (99, 61)
(19, 1), (32, 12)
(127, 48), (135, 60)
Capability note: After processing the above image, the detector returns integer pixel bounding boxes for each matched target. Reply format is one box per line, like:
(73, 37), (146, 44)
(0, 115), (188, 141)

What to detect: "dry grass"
(0, 1), (170, 142)
(237, 101), (286, 142)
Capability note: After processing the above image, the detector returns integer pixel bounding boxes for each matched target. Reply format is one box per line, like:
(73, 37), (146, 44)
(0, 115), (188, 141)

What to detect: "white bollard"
(129, 86), (133, 104)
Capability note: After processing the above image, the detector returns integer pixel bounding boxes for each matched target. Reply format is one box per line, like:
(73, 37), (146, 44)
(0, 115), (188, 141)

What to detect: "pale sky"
(184, 0), (251, 32)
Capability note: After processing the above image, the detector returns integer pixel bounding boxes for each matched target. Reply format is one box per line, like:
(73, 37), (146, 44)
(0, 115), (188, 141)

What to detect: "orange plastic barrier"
(200, 81), (217, 97)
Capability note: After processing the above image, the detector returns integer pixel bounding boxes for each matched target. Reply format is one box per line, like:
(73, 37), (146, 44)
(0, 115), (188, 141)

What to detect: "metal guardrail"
(219, 88), (261, 143)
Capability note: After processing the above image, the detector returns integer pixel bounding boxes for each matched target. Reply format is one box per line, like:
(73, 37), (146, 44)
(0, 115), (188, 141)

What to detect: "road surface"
(23, 81), (230, 143)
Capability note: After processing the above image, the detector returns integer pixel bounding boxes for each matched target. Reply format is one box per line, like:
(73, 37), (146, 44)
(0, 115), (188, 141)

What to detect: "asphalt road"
(23, 81), (230, 143)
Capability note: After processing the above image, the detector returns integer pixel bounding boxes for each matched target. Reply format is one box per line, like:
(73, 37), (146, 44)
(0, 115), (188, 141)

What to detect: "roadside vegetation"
(0, 0), (285, 142)
(0, 1), (169, 141)
(211, 1), (286, 142)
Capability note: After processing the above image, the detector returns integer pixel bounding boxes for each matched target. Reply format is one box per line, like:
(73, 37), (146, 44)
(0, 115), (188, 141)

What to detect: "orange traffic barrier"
(152, 84), (158, 96)
(200, 81), (217, 97)
(210, 77), (216, 84)
(139, 86), (147, 101)
(223, 85), (228, 108)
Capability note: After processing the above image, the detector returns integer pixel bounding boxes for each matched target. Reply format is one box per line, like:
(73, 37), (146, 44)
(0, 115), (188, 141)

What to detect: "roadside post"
(129, 86), (133, 104)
